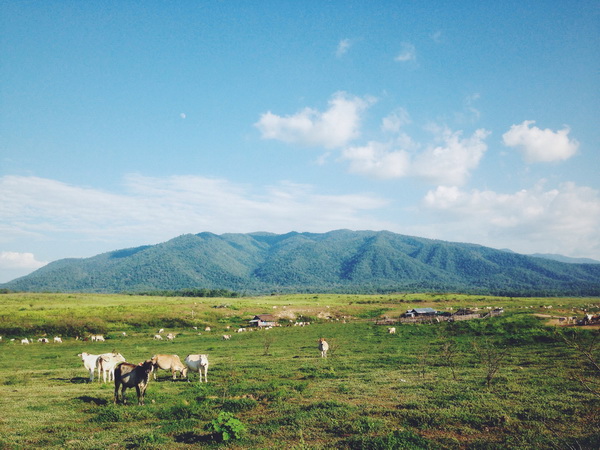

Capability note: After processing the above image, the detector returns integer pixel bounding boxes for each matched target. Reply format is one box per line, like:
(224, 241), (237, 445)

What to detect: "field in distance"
(0, 292), (598, 448)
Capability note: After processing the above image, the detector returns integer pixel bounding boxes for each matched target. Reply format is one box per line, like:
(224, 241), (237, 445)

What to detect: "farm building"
(404, 307), (437, 317)
(249, 314), (278, 327)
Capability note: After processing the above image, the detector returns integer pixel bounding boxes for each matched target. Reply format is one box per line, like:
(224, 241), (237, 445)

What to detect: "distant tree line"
(133, 288), (241, 298)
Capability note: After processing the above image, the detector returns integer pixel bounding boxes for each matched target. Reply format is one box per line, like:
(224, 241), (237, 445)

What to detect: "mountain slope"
(3, 230), (600, 295)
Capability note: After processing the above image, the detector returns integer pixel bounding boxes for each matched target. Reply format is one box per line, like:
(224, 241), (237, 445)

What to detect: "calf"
(184, 354), (209, 383)
(151, 354), (187, 380)
(114, 360), (154, 405)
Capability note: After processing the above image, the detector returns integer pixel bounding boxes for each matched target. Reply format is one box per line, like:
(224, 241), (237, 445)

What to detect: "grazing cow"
(318, 338), (329, 358)
(38, 338), (49, 343)
(21, 338), (30, 345)
(204, 327), (211, 332)
(113, 360), (154, 405)
(184, 354), (209, 383)
(387, 327), (396, 334)
(151, 354), (188, 380)
(153, 334), (163, 340)
(222, 335), (231, 340)
(158, 329), (164, 334)
(78, 352), (101, 382)
(91, 335), (105, 342)
(97, 352), (126, 383)
(54, 336), (63, 343)
(166, 333), (175, 341)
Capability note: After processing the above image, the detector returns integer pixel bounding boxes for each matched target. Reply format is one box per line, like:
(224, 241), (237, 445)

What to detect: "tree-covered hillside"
(3, 230), (600, 295)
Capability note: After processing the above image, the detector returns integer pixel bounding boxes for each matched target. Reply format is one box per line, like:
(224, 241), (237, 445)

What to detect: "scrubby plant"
(205, 411), (247, 442)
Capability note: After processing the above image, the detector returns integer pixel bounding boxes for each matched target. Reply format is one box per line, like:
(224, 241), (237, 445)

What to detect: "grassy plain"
(0, 292), (599, 449)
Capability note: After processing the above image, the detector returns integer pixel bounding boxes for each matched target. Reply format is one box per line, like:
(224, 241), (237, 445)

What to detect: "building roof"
(408, 308), (437, 314)
(251, 314), (277, 322)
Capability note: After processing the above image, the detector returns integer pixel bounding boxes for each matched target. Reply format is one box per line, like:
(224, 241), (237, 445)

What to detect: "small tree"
(472, 339), (509, 389)
(441, 339), (459, 381)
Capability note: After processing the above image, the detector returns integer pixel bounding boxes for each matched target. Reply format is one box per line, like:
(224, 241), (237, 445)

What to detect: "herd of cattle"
(78, 351), (210, 405)
(70, 332), (327, 406)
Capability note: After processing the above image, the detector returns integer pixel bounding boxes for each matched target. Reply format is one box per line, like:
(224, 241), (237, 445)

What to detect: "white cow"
(96, 352), (126, 383)
(318, 338), (329, 358)
(153, 334), (163, 340)
(54, 336), (63, 343)
(38, 338), (49, 343)
(166, 333), (175, 341)
(222, 334), (231, 340)
(387, 327), (396, 334)
(184, 354), (209, 383)
(151, 354), (188, 380)
(21, 338), (30, 345)
(91, 335), (105, 342)
(78, 352), (101, 382)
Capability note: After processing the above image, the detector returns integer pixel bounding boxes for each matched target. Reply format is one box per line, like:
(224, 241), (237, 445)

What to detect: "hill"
(2, 230), (600, 295)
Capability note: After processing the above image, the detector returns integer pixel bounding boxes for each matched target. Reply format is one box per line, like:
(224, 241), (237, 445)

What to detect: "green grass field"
(0, 292), (599, 448)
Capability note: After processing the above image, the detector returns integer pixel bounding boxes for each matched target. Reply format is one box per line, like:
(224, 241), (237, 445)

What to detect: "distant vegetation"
(2, 230), (600, 296)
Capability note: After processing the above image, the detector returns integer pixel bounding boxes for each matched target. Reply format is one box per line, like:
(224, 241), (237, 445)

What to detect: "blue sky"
(1, 1), (599, 282)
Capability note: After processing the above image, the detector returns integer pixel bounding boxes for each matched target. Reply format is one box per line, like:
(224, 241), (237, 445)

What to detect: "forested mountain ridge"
(3, 230), (599, 295)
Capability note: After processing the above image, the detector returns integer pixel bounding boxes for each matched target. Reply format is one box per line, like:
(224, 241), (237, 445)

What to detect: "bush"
(205, 412), (246, 442)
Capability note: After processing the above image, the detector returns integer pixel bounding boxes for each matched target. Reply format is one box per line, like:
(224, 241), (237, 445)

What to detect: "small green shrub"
(205, 411), (246, 442)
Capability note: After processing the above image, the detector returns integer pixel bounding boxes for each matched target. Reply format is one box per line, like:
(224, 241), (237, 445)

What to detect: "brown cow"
(113, 360), (154, 405)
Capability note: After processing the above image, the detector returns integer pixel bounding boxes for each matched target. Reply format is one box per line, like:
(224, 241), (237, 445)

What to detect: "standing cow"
(114, 360), (154, 405)
(150, 354), (187, 380)
(318, 338), (329, 358)
(184, 354), (209, 383)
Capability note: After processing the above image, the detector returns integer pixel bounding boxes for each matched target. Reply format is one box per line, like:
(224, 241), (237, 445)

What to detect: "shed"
(249, 314), (277, 327)
(405, 307), (437, 317)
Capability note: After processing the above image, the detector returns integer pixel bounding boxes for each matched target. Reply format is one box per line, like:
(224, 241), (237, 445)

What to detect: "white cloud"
(423, 181), (600, 257)
(412, 128), (489, 185)
(502, 120), (579, 163)
(180, 113), (186, 119)
(0, 251), (47, 270)
(255, 92), (374, 149)
(381, 108), (411, 133)
(340, 127), (489, 185)
(0, 175), (392, 262)
(341, 141), (411, 179)
(394, 42), (416, 62)
(336, 39), (351, 57)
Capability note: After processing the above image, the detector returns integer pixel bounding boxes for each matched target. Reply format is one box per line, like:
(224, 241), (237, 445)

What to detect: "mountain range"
(2, 230), (599, 296)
